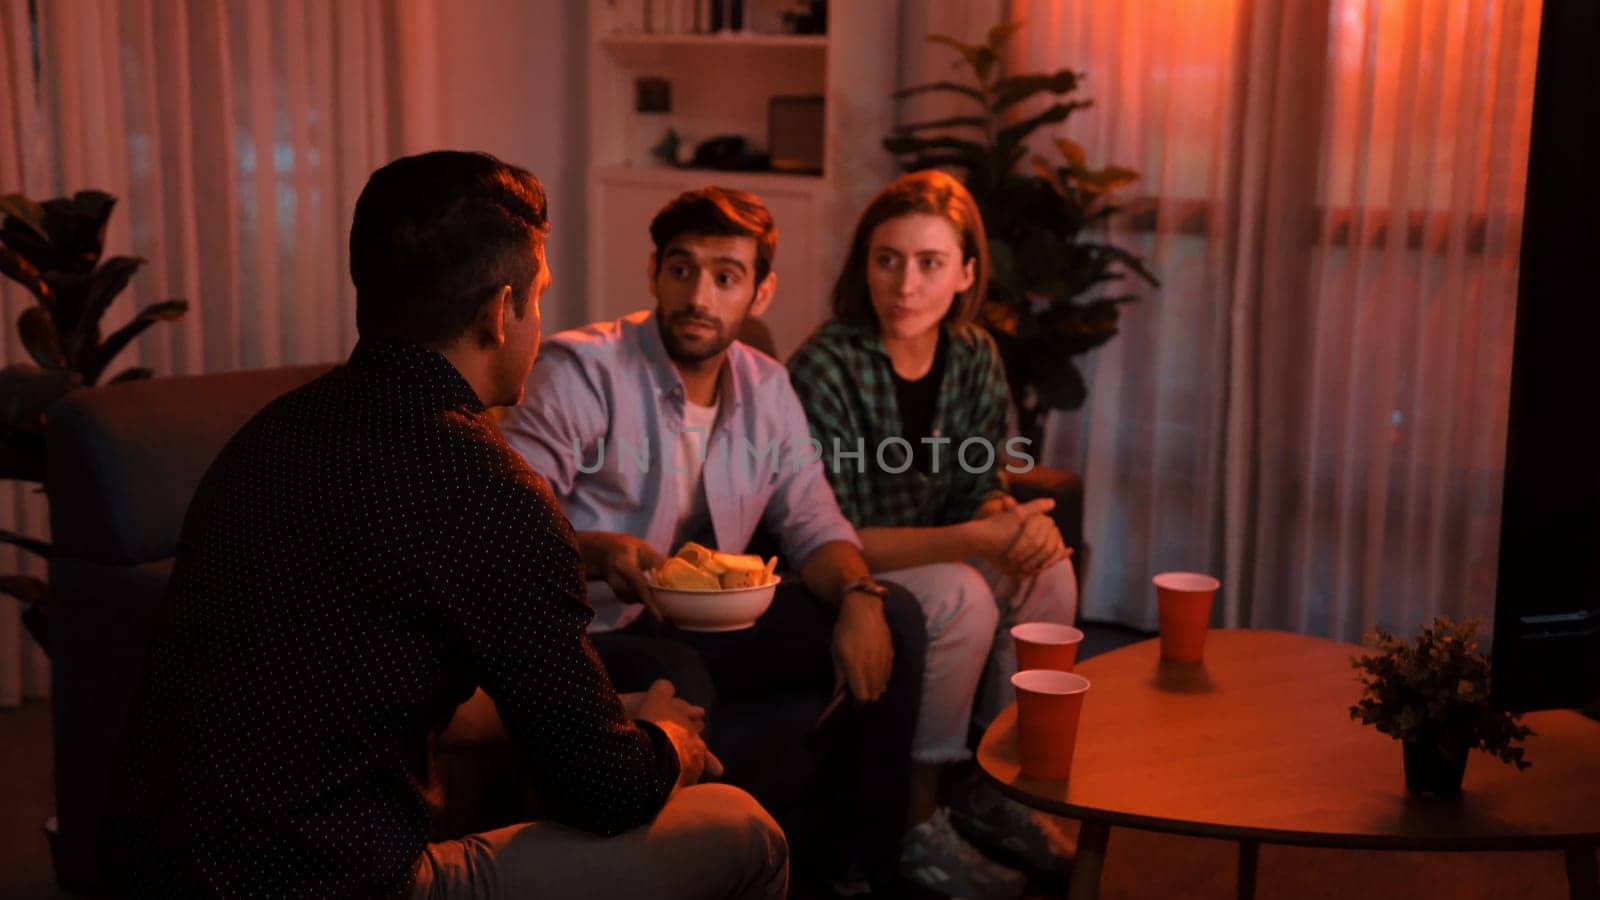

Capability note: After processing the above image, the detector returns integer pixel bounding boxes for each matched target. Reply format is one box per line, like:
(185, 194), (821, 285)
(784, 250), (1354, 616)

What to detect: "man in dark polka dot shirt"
(103, 152), (788, 899)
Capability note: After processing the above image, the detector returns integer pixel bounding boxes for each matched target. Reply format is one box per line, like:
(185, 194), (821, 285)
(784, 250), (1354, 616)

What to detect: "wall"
(435, 0), (591, 333)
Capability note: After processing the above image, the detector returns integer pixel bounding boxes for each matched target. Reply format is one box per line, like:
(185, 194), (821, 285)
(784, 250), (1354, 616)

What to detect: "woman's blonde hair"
(831, 169), (989, 327)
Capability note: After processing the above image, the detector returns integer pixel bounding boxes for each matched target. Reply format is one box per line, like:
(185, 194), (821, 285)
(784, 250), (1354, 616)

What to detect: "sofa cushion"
(45, 366), (331, 563)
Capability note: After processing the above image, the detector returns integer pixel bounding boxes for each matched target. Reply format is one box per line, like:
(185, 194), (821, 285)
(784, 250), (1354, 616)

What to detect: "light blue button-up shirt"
(500, 309), (860, 631)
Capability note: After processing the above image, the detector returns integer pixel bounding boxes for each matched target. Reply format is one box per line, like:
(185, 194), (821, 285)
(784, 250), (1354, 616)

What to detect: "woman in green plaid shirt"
(789, 171), (1079, 896)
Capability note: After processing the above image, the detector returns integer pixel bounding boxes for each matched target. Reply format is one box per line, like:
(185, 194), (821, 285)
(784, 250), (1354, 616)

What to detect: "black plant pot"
(1402, 741), (1469, 795)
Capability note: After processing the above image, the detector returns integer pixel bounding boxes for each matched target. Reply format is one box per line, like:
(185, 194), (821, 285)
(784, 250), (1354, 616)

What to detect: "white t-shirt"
(671, 399), (719, 548)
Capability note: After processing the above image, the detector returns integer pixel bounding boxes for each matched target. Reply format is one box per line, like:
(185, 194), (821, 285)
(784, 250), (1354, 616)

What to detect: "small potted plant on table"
(1350, 616), (1532, 795)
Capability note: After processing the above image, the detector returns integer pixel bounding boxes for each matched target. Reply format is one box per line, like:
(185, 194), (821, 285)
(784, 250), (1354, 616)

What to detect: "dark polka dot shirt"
(105, 340), (679, 898)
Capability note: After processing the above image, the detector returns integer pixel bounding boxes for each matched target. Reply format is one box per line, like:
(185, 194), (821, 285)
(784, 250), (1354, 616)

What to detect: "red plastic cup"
(1011, 669), (1091, 781)
(1011, 622), (1086, 672)
(1154, 572), (1221, 663)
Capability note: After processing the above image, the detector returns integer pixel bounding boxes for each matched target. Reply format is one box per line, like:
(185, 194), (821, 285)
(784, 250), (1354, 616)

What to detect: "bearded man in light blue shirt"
(500, 187), (926, 890)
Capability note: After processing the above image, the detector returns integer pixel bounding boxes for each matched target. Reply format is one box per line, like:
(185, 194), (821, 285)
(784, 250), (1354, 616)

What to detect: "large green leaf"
(1070, 165), (1141, 194)
(0, 246), (52, 305)
(991, 70), (1082, 112)
(0, 214), (63, 273)
(894, 153), (984, 177)
(892, 80), (987, 106)
(83, 299), (187, 385)
(0, 364), (79, 427)
(17, 307), (66, 368)
(1026, 350), (1088, 411)
(996, 101), (1092, 156)
(0, 194), (46, 239)
(926, 34), (986, 75)
(987, 238), (1019, 297)
(39, 196), (107, 274)
(77, 255), (146, 345)
(70, 191), (117, 263)
(0, 528), (53, 558)
(883, 134), (990, 163)
(985, 20), (1027, 52)
(1097, 243), (1162, 286)
(893, 115), (991, 134)
(1054, 137), (1089, 171)
(0, 574), (48, 607)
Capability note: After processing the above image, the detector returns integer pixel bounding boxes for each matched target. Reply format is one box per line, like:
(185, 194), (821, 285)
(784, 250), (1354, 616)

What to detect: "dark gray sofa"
(42, 364), (839, 893)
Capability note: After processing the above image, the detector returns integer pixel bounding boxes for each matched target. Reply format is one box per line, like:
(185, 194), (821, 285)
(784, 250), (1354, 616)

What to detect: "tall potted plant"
(1350, 616), (1532, 795)
(884, 20), (1158, 443)
(0, 190), (189, 646)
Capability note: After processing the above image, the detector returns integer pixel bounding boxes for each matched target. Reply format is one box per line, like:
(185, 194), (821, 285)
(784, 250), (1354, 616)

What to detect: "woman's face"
(865, 213), (975, 343)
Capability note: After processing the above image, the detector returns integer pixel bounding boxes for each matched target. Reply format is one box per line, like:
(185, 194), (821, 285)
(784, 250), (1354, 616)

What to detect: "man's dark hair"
(648, 187), (777, 284)
(351, 150), (549, 347)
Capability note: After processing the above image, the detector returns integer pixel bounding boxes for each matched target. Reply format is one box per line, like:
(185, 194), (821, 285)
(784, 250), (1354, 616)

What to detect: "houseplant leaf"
(0, 194), (47, 239)
(0, 528), (54, 558)
(1027, 351), (1088, 411)
(17, 307), (66, 368)
(1054, 137), (1089, 171)
(108, 367), (154, 384)
(0, 574), (49, 607)
(69, 191), (118, 264)
(884, 134), (990, 161)
(893, 115), (991, 134)
(926, 34), (987, 76)
(991, 69), (1082, 112)
(985, 20), (1027, 53)
(39, 195), (105, 274)
(0, 246), (53, 305)
(76, 255), (147, 349)
(996, 101), (1092, 156)
(0, 214), (66, 276)
(892, 81), (987, 105)
(82, 299), (188, 385)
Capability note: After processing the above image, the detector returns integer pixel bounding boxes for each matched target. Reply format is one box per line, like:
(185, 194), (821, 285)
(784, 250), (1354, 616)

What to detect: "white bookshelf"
(585, 5), (899, 360)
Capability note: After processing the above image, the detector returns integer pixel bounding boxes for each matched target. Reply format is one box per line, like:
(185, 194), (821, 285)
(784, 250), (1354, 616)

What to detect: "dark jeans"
(590, 581), (927, 882)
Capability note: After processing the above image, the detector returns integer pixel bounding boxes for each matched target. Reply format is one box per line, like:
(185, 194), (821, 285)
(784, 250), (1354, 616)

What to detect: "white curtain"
(903, 0), (1542, 642)
(0, 0), (51, 706)
(0, 0), (448, 706)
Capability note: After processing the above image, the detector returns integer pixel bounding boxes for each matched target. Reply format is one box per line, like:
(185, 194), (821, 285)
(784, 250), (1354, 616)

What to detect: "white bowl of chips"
(647, 543), (780, 632)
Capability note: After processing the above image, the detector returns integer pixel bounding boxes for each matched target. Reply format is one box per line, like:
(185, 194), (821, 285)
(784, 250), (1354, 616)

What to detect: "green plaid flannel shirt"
(787, 319), (1016, 528)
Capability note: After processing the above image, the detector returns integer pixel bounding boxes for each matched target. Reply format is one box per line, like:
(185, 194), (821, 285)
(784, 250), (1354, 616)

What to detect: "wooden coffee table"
(977, 629), (1600, 899)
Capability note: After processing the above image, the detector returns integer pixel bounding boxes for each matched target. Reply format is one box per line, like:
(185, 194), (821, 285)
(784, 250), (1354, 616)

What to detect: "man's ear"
(646, 251), (659, 300)
(749, 271), (777, 319)
(476, 285), (513, 349)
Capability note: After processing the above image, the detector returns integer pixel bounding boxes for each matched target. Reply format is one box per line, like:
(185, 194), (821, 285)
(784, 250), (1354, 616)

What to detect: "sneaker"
(899, 808), (1028, 900)
(949, 780), (1076, 877)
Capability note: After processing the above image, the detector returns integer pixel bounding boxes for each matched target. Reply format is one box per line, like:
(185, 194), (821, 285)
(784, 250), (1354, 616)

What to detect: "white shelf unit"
(585, 7), (900, 360)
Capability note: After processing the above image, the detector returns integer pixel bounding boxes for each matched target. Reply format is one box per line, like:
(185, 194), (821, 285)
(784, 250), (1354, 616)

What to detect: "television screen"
(1490, 0), (1600, 715)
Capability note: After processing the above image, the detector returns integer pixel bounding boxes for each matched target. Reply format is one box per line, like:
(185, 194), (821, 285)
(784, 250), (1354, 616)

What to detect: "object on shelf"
(690, 135), (769, 171)
(781, 0), (826, 35)
(709, 0), (744, 33)
(635, 76), (671, 113)
(650, 129), (691, 167)
(768, 95), (824, 174)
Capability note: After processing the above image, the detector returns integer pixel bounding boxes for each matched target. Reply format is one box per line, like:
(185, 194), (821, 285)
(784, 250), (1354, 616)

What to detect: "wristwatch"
(842, 578), (890, 602)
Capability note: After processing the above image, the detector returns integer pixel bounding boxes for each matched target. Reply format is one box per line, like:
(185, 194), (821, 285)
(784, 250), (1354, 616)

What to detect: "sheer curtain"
(0, 0), (447, 706)
(903, 0), (1541, 641)
(0, 0), (51, 706)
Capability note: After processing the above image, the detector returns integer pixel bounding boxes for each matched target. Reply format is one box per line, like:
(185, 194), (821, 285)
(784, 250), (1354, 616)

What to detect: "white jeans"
(880, 558), (1078, 763)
